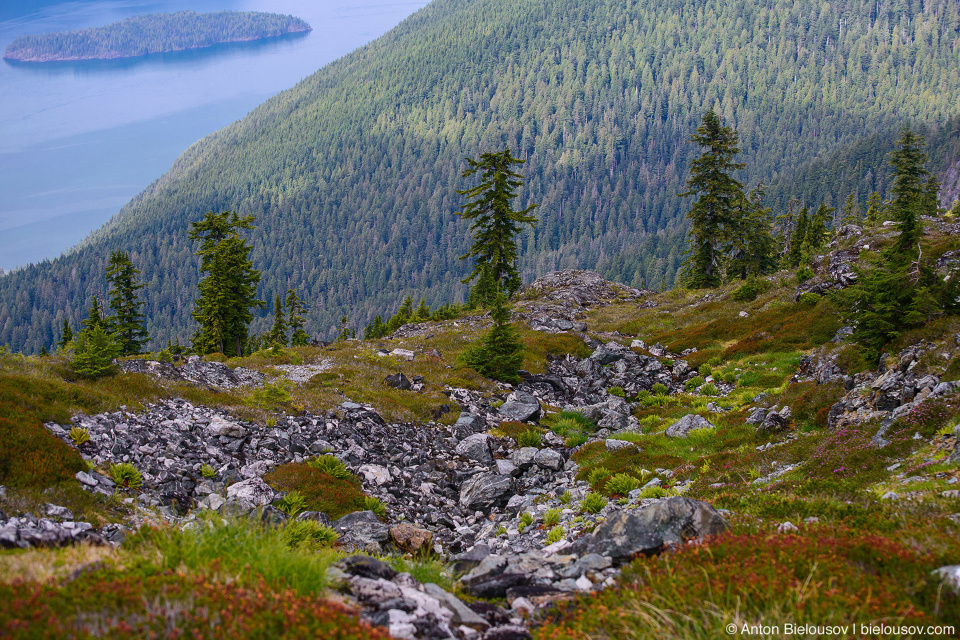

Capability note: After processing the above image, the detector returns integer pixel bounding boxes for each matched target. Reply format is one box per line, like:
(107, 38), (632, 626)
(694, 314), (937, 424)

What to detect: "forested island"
(2, 11), (311, 62)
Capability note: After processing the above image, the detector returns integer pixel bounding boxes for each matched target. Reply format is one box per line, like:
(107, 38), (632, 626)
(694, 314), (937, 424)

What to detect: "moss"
(264, 463), (366, 520)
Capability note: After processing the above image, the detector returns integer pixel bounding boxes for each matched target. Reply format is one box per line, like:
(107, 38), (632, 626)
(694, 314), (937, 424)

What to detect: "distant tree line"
(3, 11), (310, 62)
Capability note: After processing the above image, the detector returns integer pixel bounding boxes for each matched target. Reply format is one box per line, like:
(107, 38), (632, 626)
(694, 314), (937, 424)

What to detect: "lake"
(0, 0), (430, 271)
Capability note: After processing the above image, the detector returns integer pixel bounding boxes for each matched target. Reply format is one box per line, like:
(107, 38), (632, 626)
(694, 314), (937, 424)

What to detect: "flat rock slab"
(664, 414), (715, 438)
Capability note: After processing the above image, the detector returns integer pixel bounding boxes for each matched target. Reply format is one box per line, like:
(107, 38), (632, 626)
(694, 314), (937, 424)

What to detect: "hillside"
(2, 219), (960, 636)
(3, 0), (960, 354)
(2, 11), (312, 62)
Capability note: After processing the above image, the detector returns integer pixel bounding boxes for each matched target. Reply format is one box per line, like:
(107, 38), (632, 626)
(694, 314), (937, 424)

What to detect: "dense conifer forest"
(2, 0), (960, 353)
(2, 11), (311, 62)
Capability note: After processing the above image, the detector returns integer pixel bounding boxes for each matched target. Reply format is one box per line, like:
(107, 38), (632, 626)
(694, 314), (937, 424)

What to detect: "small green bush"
(796, 266), (814, 283)
(798, 291), (820, 306)
(246, 381), (293, 410)
(639, 485), (669, 499)
(307, 455), (352, 479)
(605, 473), (641, 496)
(608, 386), (625, 398)
(731, 277), (770, 302)
(587, 467), (612, 489)
(519, 511), (534, 533)
(565, 433), (588, 448)
(281, 519), (339, 550)
(545, 526), (565, 545)
(699, 383), (719, 396)
(698, 364), (713, 377)
(68, 426), (90, 446)
(685, 376), (705, 391)
(559, 491), (573, 505)
(363, 495), (387, 520)
(516, 429), (542, 448)
(651, 383), (669, 396)
(581, 492), (608, 514)
(543, 507), (562, 527)
(110, 462), (143, 489)
(71, 326), (120, 379)
(277, 490), (307, 516)
(200, 464), (216, 478)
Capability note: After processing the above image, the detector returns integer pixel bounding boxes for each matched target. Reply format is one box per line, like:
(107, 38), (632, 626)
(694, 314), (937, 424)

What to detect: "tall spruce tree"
(843, 128), (958, 362)
(57, 318), (74, 350)
(269, 293), (288, 347)
(456, 149), (538, 304)
(105, 251), (148, 355)
(888, 127), (928, 256)
(679, 110), (746, 287)
(787, 206), (810, 267)
(725, 184), (777, 280)
(188, 211), (263, 357)
(81, 296), (106, 333)
(286, 289), (310, 346)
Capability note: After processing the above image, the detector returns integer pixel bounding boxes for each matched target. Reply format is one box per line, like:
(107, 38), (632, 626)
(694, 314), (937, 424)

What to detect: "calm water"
(0, 0), (430, 270)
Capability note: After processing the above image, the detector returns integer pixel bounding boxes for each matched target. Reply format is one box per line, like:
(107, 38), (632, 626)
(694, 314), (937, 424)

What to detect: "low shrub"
(638, 485), (668, 499)
(542, 508), (562, 527)
(264, 462), (365, 520)
(276, 490), (307, 517)
(699, 383), (719, 396)
(519, 511), (534, 533)
(580, 492), (608, 514)
(110, 462), (142, 489)
(281, 519), (338, 550)
(605, 473), (641, 496)
(363, 496), (388, 520)
(684, 376), (704, 391)
(731, 277), (771, 302)
(307, 455), (352, 480)
(517, 429), (542, 448)
(651, 383), (669, 396)
(608, 386), (625, 398)
(200, 464), (216, 478)
(796, 265), (815, 283)
(565, 433), (588, 448)
(68, 426), (90, 446)
(587, 467), (612, 489)
(797, 291), (820, 306)
(545, 526), (565, 545)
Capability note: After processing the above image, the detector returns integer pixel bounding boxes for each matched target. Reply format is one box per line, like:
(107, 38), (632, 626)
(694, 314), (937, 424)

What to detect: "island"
(3, 10), (312, 62)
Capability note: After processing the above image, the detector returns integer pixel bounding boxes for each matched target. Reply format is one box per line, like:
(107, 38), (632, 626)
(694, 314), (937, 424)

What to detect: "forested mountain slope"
(3, 0), (960, 353)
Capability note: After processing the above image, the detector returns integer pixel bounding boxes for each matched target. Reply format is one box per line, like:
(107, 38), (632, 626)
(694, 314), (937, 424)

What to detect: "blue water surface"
(0, 0), (430, 270)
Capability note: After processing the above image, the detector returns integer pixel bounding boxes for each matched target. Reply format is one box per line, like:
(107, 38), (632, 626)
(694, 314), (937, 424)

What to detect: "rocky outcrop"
(119, 355), (265, 388)
(664, 414), (715, 438)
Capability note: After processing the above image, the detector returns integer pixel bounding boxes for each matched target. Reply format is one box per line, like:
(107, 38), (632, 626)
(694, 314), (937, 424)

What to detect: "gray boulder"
(534, 448), (564, 471)
(332, 510), (391, 552)
(745, 407), (768, 425)
(499, 391), (541, 422)
(665, 414), (715, 438)
(459, 474), (516, 513)
(569, 497), (728, 562)
(225, 477), (275, 507)
(456, 433), (494, 464)
(757, 411), (790, 435)
(454, 412), (484, 438)
(383, 372), (412, 390)
(512, 447), (539, 470)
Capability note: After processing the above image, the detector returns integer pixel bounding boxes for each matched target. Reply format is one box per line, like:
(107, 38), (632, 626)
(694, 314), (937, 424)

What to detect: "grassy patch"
(537, 525), (960, 639)
(264, 462), (366, 520)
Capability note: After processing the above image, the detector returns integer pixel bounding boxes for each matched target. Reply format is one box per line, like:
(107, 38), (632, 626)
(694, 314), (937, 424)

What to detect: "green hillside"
(2, 0), (960, 353)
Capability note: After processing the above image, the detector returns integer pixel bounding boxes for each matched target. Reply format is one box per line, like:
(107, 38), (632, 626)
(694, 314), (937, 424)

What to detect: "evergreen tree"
(679, 110), (746, 287)
(105, 250), (148, 355)
(787, 206), (810, 267)
(57, 318), (74, 350)
(386, 295), (414, 333)
(725, 184), (777, 280)
(39, 344), (49, 357)
(840, 193), (861, 225)
(844, 127), (958, 362)
(922, 176), (942, 217)
(462, 290), (524, 383)
(412, 297), (431, 321)
(864, 191), (885, 225)
(71, 325), (120, 379)
(363, 315), (387, 340)
(888, 128), (928, 256)
(336, 315), (355, 342)
(286, 289), (310, 346)
(188, 211), (263, 357)
(456, 149), (538, 304)
(802, 203), (833, 254)
(81, 296), (106, 333)
(269, 293), (288, 347)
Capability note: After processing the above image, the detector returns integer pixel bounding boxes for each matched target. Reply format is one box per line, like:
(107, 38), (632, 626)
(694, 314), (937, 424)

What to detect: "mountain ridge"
(3, 0), (960, 353)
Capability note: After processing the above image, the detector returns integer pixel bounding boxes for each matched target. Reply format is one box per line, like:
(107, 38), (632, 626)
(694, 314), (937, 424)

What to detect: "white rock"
(207, 415), (248, 438)
(199, 494), (226, 511)
(777, 521), (799, 533)
(605, 439), (636, 451)
(358, 464), (392, 485)
(240, 460), (272, 478)
(391, 349), (416, 361)
(575, 574), (594, 591)
(225, 477), (275, 506)
(511, 597), (535, 615)
(932, 565), (960, 593)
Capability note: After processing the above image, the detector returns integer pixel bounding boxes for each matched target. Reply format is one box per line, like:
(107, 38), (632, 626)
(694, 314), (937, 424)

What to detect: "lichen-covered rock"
(664, 414), (715, 438)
